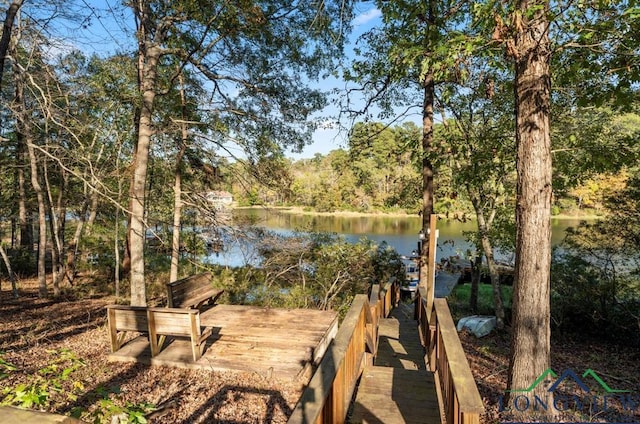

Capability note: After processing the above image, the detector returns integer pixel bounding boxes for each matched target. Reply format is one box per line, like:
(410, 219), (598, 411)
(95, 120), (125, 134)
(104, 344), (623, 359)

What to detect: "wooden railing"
(287, 280), (398, 424)
(415, 286), (485, 424)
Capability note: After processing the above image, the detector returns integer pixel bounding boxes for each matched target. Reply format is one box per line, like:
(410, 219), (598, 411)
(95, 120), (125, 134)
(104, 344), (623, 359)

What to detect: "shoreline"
(232, 205), (603, 221)
(233, 205), (418, 218)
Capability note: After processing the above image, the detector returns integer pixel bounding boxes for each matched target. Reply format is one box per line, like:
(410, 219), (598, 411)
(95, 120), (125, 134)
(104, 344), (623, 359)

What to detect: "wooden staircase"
(350, 303), (442, 423)
(287, 262), (484, 424)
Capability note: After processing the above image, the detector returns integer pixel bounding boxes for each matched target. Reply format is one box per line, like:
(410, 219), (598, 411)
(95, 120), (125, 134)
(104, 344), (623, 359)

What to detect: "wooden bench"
(147, 307), (212, 361)
(166, 272), (224, 310)
(106, 305), (149, 352)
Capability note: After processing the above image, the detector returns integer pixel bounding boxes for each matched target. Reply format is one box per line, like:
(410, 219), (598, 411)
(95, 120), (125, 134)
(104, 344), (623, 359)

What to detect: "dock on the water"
(350, 303), (443, 423)
(107, 304), (338, 382)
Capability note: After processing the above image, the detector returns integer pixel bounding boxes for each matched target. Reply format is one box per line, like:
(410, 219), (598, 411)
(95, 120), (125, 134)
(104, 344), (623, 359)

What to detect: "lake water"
(203, 208), (589, 267)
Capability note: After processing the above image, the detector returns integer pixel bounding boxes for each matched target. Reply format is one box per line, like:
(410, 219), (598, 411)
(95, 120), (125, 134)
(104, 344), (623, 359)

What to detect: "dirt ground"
(0, 279), (303, 423)
(1, 278), (639, 423)
(459, 329), (640, 423)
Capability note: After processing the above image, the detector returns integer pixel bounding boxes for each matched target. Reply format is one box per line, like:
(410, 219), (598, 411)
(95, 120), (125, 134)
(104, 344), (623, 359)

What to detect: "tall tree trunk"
(169, 142), (185, 284)
(471, 195), (505, 328)
(0, 0), (23, 93)
(66, 193), (89, 284)
(420, 75), (435, 294)
(114, 136), (127, 298)
(122, 28), (145, 281)
(479, 230), (505, 329)
(507, 0), (553, 405)
(420, 0), (436, 296)
(13, 50), (47, 297)
(129, 42), (162, 306)
(28, 144), (48, 298)
(17, 141), (32, 248)
(170, 72), (189, 283)
(44, 157), (67, 295)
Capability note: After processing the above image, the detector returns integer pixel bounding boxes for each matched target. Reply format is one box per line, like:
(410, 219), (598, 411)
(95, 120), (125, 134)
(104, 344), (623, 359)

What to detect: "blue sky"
(48, 1), (385, 160)
(292, 4), (384, 160)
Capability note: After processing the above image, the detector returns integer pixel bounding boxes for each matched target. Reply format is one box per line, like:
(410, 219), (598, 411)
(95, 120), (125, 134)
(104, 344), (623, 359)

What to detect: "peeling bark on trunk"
(507, 0), (553, 407)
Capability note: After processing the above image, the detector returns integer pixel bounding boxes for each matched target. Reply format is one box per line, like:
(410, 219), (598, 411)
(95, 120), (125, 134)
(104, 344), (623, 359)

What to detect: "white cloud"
(352, 8), (381, 26)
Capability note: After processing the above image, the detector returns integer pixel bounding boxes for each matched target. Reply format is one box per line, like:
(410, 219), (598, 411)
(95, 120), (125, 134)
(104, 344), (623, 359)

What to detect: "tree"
(552, 107), (640, 202)
(10, 36), (49, 297)
(434, 64), (516, 328)
(126, 0), (354, 306)
(502, 0), (554, 404)
(343, 0), (478, 296)
(0, 0), (23, 93)
(488, 0), (640, 400)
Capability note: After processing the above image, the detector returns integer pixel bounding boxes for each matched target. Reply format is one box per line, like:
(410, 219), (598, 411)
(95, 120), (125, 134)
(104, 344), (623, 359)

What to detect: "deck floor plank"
(107, 304), (338, 382)
(350, 303), (442, 424)
(351, 367), (441, 424)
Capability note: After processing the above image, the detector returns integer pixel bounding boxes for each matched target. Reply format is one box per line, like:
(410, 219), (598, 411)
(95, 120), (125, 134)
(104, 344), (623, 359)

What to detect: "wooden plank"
(375, 306), (426, 371)
(0, 406), (84, 423)
(351, 367), (441, 424)
(166, 272), (223, 309)
(433, 299), (484, 415)
(351, 366), (442, 424)
(107, 305), (148, 332)
(107, 304), (339, 382)
(106, 305), (149, 352)
(147, 308), (198, 335)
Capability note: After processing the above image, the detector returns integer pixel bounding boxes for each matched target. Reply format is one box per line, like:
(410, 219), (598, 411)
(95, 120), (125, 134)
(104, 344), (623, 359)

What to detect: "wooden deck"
(107, 304), (338, 382)
(350, 303), (443, 423)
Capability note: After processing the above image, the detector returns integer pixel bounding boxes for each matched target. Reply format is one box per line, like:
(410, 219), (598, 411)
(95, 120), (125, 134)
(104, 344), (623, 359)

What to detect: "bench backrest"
(107, 305), (148, 332)
(166, 272), (214, 308)
(147, 307), (201, 337)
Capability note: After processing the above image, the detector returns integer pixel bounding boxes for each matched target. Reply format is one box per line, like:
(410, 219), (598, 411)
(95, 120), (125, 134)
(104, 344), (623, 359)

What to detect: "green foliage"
(224, 229), (404, 314)
(1, 349), (85, 409)
(602, 171), (640, 253)
(0, 248), (36, 277)
(551, 250), (640, 346)
(449, 283), (513, 318)
(0, 353), (17, 380)
(73, 385), (156, 424)
(552, 107), (640, 196)
(550, 192), (640, 346)
(262, 122), (424, 213)
(552, 1), (640, 109)
(0, 350), (156, 423)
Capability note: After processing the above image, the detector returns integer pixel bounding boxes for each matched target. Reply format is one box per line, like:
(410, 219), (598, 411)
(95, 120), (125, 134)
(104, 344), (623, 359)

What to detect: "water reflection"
(204, 208), (588, 268)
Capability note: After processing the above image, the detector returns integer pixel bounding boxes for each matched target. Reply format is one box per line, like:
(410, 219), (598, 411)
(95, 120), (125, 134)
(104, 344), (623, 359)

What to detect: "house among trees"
(205, 191), (233, 209)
